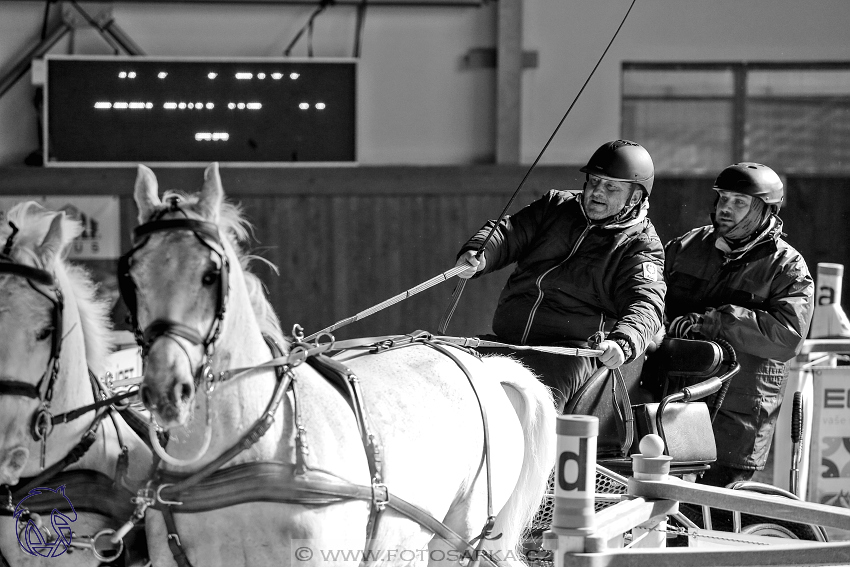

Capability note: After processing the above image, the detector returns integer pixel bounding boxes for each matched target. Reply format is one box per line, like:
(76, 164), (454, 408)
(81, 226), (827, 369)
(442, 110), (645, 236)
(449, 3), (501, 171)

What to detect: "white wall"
(523, 0), (850, 164)
(1, 0), (850, 167)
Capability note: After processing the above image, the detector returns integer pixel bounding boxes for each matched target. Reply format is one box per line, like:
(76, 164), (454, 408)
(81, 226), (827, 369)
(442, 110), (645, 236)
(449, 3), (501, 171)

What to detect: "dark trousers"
(476, 344), (598, 414)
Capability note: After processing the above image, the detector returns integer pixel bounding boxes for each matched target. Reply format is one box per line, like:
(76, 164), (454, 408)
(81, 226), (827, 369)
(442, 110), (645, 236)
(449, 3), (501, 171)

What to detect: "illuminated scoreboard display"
(43, 56), (357, 165)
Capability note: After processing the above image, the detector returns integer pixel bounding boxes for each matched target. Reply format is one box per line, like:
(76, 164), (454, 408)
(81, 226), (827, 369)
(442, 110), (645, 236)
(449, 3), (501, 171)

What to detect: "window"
(622, 63), (850, 174)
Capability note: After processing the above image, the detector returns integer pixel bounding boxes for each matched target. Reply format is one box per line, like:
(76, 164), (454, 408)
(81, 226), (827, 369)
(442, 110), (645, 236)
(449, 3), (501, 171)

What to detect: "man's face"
(714, 189), (753, 236)
(582, 174), (637, 220)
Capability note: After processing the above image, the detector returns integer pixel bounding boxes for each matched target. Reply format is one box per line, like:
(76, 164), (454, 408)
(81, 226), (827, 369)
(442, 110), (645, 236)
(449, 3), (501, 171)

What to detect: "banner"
(0, 196), (120, 259)
(810, 366), (850, 508)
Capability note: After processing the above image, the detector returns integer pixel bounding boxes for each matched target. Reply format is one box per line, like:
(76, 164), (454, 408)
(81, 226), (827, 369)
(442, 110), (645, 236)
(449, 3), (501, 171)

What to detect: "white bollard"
(630, 434), (672, 548)
(810, 263), (850, 339)
(542, 415), (598, 567)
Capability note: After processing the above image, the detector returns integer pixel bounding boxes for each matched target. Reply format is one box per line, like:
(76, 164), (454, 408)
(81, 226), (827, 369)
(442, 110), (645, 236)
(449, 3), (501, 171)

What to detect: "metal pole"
(0, 21), (70, 100)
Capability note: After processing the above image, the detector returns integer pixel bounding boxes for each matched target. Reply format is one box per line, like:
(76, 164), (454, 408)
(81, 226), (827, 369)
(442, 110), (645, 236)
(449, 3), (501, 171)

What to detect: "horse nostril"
(139, 384), (156, 409)
(176, 381), (193, 405)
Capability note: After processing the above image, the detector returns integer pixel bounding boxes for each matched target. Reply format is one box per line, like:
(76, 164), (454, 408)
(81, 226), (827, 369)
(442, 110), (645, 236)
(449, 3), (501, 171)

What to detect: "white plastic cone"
(810, 263), (850, 339)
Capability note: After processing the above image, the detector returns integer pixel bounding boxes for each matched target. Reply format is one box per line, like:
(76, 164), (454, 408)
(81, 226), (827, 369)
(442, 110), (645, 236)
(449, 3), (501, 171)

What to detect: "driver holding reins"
(455, 140), (666, 413)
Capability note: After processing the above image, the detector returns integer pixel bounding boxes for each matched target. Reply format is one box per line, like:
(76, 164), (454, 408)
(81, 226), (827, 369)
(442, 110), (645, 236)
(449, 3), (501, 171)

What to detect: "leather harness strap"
(151, 334), (509, 567)
(1, 470), (137, 520)
(611, 368), (635, 456)
(304, 354), (387, 545)
(155, 463), (505, 567)
(162, 505), (193, 567)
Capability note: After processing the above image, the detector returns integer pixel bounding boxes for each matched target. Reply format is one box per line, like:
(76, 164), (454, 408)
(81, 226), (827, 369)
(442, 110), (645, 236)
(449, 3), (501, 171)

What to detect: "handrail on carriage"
(545, 417), (850, 567)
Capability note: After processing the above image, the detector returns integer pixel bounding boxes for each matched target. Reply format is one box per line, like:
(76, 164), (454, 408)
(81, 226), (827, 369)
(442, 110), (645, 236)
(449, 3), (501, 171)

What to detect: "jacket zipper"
(520, 225), (591, 344)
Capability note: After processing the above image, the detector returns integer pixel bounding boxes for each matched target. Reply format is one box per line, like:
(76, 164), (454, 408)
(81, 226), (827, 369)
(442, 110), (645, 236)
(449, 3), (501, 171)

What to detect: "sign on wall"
(0, 196), (120, 259)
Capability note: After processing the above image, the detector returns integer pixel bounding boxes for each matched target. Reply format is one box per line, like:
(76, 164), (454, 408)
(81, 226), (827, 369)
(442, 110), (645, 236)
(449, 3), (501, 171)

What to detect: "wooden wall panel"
(1, 166), (847, 342)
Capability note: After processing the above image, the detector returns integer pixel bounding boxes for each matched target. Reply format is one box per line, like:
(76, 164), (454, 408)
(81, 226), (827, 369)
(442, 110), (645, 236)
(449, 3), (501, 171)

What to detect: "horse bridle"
(117, 197), (230, 384)
(0, 223), (64, 444)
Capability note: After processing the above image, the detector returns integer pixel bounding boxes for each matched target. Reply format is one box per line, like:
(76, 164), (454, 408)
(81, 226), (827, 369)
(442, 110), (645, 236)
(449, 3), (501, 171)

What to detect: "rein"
(0, 375), (139, 565)
(211, 330), (603, 388)
(437, 0), (638, 334)
(298, 2), (639, 342)
(136, 334), (514, 567)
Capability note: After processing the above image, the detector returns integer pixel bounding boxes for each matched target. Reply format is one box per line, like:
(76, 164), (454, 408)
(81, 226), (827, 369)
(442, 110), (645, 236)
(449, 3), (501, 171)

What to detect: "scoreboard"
(42, 56), (357, 166)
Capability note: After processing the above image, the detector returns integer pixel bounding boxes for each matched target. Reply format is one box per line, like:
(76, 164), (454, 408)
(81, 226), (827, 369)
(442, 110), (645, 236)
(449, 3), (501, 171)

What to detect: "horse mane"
(160, 191), (287, 350)
(1, 202), (115, 373)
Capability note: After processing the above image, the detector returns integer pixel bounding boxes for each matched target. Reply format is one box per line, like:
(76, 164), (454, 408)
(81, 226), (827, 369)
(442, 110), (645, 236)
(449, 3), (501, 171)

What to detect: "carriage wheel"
(737, 513), (826, 541)
(740, 523), (798, 538)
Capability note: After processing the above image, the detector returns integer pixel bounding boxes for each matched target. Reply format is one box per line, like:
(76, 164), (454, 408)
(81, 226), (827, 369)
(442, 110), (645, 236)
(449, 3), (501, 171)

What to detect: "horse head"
(0, 204), (99, 485)
(122, 163), (229, 430)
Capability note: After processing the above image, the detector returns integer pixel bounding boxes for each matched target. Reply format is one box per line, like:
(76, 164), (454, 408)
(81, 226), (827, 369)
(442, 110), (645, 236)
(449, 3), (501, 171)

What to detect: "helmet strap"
(613, 185), (643, 221)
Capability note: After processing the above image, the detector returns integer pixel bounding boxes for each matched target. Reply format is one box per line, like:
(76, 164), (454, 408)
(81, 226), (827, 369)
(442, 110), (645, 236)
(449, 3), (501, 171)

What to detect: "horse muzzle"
(0, 445), (29, 485)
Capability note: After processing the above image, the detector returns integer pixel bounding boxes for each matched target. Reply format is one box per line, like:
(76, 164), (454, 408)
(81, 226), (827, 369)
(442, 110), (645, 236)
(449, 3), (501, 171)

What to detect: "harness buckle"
(288, 345), (309, 367)
(202, 364), (216, 394)
(155, 483), (184, 506)
(313, 332), (336, 349)
(371, 481), (389, 511)
(31, 405), (54, 441)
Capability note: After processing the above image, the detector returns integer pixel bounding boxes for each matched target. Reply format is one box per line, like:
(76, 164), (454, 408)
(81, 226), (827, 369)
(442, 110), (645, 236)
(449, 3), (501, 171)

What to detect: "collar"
(578, 197), (649, 230)
(714, 215), (782, 259)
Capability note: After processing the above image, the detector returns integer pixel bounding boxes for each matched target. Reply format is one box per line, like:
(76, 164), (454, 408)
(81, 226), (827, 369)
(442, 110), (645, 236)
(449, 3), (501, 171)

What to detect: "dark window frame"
(622, 61), (850, 175)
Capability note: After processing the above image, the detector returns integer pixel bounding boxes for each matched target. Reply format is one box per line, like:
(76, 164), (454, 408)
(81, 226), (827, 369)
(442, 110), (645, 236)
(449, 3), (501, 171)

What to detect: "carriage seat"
(565, 337), (727, 475)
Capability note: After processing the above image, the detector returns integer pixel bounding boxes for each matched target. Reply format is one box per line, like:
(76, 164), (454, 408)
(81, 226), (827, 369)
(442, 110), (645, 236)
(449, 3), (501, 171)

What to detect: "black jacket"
(461, 190), (666, 360)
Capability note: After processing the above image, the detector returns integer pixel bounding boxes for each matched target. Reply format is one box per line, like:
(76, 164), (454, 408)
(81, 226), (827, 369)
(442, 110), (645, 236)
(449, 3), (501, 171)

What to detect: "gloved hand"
(597, 340), (626, 368)
(667, 313), (703, 339)
(455, 250), (486, 279)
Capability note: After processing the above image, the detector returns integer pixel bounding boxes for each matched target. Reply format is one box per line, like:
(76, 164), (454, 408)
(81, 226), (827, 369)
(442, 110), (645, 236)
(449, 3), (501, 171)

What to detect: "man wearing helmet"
(455, 140), (666, 412)
(664, 162), (814, 487)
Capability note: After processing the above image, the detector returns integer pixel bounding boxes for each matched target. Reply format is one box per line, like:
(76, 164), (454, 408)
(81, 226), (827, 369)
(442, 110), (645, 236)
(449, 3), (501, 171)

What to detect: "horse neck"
(215, 287), (273, 371)
(19, 267), (142, 481)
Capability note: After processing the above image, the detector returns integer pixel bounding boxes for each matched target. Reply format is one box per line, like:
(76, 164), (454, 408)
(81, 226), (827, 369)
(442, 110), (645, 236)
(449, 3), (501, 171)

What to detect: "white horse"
(124, 162), (556, 567)
(0, 203), (152, 566)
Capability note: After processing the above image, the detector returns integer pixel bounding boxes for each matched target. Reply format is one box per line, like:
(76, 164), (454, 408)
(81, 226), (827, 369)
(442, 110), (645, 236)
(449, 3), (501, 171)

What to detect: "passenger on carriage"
(664, 162), (814, 488)
(454, 140), (666, 413)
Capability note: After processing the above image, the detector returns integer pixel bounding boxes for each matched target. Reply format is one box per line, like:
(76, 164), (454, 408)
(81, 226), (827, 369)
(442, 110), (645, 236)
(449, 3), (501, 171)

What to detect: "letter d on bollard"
(552, 415), (598, 531)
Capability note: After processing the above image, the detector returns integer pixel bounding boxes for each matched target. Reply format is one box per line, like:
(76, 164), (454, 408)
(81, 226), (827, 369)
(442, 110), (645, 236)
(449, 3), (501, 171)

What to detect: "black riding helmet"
(580, 140), (655, 196)
(713, 162), (784, 210)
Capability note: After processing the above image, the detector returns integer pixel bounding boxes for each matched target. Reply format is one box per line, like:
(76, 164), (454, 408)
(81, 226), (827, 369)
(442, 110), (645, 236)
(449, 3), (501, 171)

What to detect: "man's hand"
(455, 250), (486, 279)
(597, 340), (626, 368)
(668, 313), (702, 339)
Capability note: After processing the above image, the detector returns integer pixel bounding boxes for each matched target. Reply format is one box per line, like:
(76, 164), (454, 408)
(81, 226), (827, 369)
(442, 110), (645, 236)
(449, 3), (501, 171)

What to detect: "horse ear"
(37, 212), (65, 266)
(199, 163), (223, 221)
(134, 164), (161, 223)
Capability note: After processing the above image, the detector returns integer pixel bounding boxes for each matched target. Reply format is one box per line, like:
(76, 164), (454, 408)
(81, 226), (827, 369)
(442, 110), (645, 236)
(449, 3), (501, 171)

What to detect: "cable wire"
(437, 0), (637, 334)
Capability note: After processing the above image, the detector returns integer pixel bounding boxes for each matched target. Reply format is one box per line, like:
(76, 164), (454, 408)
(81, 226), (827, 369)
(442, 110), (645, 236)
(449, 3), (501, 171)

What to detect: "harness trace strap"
(146, 332), (514, 567)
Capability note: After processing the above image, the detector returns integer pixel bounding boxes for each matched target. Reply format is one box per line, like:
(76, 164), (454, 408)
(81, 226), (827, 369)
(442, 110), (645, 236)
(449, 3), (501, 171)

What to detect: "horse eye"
(201, 270), (220, 286)
(36, 327), (53, 342)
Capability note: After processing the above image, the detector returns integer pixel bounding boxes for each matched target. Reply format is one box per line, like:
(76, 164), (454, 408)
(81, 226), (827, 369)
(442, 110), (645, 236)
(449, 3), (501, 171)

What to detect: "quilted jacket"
(460, 190), (666, 361)
(664, 217), (814, 469)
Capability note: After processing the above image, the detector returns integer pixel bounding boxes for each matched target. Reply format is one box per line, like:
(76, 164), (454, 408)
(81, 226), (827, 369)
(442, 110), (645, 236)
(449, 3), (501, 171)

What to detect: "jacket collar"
(715, 215), (782, 260)
(577, 195), (649, 230)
